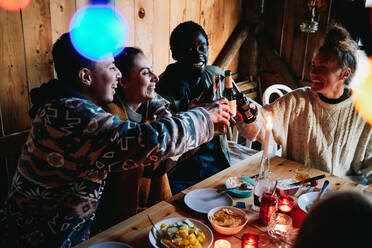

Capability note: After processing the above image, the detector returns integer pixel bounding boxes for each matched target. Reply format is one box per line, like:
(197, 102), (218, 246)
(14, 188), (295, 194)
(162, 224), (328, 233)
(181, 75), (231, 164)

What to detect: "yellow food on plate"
(157, 219), (205, 248)
(209, 207), (245, 227)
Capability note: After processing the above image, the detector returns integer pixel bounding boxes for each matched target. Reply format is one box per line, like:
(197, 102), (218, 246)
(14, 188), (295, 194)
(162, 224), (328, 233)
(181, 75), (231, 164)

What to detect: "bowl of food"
(149, 217), (213, 248)
(297, 191), (319, 214)
(208, 206), (248, 235)
(224, 176), (254, 198)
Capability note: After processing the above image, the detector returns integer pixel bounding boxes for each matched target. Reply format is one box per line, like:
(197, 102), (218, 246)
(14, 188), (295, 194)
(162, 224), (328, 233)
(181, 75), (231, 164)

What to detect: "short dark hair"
(318, 23), (358, 85)
(52, 32), (94, 84)
(170, 21), (209, 61)
(115, 47), (144, 77)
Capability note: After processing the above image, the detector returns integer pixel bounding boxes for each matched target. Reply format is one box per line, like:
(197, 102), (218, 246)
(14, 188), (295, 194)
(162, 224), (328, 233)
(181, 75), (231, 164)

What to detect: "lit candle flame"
(279, 205), (291, 212)
(274, 224), (288, 233)
(214, 239), (231, 248)
(263, 113), (273, 157)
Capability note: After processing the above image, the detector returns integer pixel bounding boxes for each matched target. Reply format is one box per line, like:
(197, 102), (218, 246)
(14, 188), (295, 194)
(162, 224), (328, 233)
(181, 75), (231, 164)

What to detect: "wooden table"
(75, 152), (366, 248)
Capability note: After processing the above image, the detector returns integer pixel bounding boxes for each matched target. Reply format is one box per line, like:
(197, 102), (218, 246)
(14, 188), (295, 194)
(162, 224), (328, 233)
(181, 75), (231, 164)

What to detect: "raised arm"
(87, 98), (231, 173)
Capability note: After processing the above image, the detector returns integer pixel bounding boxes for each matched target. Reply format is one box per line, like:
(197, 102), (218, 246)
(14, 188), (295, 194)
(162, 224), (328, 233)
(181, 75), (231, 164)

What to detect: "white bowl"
(148, 217), (213, 248)
(297, 191), (320, 214)
(276, 178), (301, 196)
(207, 206), (248, 235)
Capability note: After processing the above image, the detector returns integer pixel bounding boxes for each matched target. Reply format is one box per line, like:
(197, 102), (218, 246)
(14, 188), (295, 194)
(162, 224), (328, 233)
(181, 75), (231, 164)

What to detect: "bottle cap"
(224, 70), (232, 76)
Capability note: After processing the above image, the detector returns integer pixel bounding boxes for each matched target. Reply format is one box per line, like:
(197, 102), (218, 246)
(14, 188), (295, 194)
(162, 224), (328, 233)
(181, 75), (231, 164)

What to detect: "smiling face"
(120, 53), (158, 103)
(310, 51), (350, 98)
(177, 31), (208, 75)
(89, 57), (122, 105)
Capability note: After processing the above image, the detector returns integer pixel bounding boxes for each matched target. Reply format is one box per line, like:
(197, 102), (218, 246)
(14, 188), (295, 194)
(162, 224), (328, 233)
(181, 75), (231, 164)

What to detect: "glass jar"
(259, 192), (277, 225)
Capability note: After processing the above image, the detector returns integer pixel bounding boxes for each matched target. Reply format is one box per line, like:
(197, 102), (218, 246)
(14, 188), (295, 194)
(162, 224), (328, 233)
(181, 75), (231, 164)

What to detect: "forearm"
(104, 107), (213, 170)
(150, 107), (214, 159)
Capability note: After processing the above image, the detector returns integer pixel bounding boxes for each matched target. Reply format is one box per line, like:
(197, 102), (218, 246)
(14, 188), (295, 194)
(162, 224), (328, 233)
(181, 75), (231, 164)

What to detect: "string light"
(0, 0), (31, 11)
(69, 3), (128, 61)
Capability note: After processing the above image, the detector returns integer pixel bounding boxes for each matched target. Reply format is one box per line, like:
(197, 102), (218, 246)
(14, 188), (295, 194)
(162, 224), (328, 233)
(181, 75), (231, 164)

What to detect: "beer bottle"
(213, 74), (227, 135)
(231, 79), (257, 123)
(223, 70), (237, 117)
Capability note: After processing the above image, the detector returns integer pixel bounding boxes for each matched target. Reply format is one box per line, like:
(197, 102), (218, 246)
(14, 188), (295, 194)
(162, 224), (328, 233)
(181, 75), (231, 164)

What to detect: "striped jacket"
(0, 88), (213, 247)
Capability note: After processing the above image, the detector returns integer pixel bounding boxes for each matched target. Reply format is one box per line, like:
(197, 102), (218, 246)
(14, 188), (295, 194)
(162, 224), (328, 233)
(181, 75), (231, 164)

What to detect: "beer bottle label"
(229, 100), (237, 117)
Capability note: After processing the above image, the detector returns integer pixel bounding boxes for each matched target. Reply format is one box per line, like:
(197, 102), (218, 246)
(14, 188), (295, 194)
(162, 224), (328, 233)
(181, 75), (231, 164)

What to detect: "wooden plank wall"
(0, 0), (242, 136)
(261, 0), (333, 89)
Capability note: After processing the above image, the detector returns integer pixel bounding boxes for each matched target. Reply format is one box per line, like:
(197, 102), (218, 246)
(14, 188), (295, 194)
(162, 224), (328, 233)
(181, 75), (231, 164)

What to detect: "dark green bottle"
(223, 70), (237, 117)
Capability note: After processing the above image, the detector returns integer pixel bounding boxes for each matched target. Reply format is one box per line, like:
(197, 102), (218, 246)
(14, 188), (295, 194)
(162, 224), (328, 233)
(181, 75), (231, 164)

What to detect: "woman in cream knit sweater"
(237, 24), (372, 185)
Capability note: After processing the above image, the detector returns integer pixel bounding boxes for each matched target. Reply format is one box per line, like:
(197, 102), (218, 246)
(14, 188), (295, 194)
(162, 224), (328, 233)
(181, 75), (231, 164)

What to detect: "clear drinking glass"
(252, 155), (272, 211)
(267, 213), (293, 242)
(294, 168), (311, 182)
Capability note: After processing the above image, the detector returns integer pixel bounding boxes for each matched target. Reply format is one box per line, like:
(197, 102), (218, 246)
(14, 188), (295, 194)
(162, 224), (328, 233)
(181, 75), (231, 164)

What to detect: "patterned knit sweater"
(237, 87), (372, 184)
(0, 94), (213, 247)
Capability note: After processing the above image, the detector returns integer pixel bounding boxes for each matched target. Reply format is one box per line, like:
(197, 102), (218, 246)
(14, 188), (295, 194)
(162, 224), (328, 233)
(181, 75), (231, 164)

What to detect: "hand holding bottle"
(236, 93), (258, 123)
(231, 80), (258, 124)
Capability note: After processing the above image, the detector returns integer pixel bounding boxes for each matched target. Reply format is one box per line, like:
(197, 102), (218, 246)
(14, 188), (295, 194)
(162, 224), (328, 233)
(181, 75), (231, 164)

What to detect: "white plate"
(148, 217), (213, 248)
(88, 241), (133, 248)
(184, 188), (233, 214)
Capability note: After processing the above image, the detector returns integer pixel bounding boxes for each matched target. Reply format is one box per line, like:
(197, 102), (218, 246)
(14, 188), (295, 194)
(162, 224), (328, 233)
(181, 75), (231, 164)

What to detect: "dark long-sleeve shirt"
(156, 63), (230, 193)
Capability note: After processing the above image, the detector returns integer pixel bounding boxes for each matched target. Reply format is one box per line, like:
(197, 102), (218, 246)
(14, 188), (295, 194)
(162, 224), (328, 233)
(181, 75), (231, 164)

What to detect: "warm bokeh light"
(0, 0), (31, 11)
(352, 51), (372, 125)
(353, 60), (372, 125)
(69, 3), (128, 61)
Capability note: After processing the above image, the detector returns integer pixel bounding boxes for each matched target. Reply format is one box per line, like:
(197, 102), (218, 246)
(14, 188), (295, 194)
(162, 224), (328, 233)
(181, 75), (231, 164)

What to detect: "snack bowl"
(224, 176), (254, 198)
(207, 206), (248, 235)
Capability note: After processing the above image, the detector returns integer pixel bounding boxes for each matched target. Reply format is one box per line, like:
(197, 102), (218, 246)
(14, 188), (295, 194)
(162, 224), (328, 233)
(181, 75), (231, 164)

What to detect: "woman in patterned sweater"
(0, 33), (232, 247)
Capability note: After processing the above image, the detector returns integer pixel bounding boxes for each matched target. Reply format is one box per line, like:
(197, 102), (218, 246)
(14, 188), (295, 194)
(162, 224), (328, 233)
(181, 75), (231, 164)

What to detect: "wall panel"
(115, 0), (135, 47)
(134, 0), (153, 63)
(50, 0), (76, 44)
(152, 0), (170, 74)
(0, 9), (29, 134)
(0, 0), (243, 135)
(21, 0), (54, 93)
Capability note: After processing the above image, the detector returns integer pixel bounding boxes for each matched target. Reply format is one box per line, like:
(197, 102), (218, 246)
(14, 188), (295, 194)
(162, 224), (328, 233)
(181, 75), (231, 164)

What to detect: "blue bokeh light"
(69, 4), (128, 61)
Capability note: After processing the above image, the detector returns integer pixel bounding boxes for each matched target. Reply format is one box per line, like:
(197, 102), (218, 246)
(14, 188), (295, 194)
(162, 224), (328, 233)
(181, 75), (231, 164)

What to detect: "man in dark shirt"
(156, 21), (231, 194)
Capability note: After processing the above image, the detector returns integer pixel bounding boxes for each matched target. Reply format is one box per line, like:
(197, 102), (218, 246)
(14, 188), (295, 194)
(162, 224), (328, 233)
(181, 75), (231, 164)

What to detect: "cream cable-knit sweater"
(237, 87), (372, 184)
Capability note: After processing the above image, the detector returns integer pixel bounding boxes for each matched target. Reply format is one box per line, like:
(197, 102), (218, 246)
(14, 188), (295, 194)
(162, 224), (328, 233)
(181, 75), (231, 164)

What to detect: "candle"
(242, 233), (259, 248)
(278, 195), (294, 214)
(263, 114), (273, 157)
(214, 239), (231, 248)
